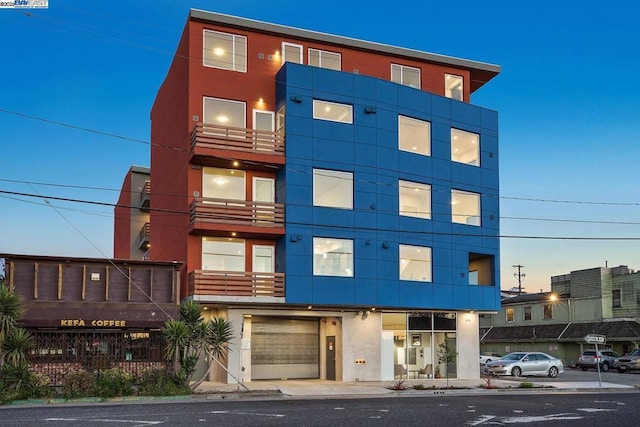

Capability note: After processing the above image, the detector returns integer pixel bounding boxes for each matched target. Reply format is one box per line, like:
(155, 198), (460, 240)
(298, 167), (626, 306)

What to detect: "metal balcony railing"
(139, 180), (150, 210)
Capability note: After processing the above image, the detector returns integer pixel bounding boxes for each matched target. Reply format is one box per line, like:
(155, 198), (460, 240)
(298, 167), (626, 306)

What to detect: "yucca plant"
(162, 301), (233, 390)
(0, 283), (26, 369)
(2, 328), (33, 367)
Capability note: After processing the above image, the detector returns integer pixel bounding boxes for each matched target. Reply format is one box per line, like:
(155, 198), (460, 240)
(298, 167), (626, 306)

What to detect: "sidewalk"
(4, 378), (636, 408)
(194, 377), (637, 398)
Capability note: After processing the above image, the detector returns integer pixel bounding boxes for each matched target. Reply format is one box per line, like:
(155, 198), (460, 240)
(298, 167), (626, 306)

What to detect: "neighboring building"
(1, 253), (180, 385)
(481, 266), (640, 366)
(114, 9), (501, 383)
(114, 165), (151, 260)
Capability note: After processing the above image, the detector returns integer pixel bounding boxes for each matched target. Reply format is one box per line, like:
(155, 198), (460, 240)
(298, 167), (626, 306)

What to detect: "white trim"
(252, 176), (275, 203)
(252, 244), (275, 273)
(445, 73), (464, 101)
(203, 96), (247, 128)
(202, 29), (247, 73)
(308, 48), (342, 70)
(282, 42), (303, 64)
(252, 109), (274, 131)
(312, 100), (353, 124)
(391, 63), (421, 89)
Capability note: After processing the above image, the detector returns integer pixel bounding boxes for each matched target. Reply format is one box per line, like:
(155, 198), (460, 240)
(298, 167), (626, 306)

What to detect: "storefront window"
(383, 312), (458, 380)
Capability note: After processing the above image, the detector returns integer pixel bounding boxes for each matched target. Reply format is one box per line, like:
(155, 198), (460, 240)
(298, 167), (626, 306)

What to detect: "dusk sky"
(1, 0), (639, 292)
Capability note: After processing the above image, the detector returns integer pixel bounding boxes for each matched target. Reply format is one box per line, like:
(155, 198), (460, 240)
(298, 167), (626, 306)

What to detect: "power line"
(3, 174), (640, 226)
(3, 189), (640, 241)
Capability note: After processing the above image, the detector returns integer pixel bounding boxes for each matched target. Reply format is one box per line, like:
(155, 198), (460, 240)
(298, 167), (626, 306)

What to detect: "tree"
(437, 340), (458, 388)
(162, 300), (233, 390)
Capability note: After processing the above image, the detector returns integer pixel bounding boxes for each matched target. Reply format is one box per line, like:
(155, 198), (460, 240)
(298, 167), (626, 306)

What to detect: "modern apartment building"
(114, 165), (151, 260)
(115, 9), (501, 383)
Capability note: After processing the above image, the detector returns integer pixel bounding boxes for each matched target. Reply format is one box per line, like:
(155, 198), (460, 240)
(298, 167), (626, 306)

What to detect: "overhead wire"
(2, 9), (639, 258)
(3, 189), (640, 241)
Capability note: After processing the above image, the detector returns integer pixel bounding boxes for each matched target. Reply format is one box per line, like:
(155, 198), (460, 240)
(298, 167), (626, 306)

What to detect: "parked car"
(577, 349), (621, 372)
(484, 352), (564, 378)
(479, 352), (502, 365)
(617, 348), (640, 373)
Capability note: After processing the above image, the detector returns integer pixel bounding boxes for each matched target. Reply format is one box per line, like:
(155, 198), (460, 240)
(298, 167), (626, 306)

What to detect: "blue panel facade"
(276, 63), (500, 311)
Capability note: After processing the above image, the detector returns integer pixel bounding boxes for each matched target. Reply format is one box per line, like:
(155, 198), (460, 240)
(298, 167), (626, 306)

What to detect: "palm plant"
(162, 301), (233, 390)
(0, 283), (26, 369)
(2, 328), (33, 367)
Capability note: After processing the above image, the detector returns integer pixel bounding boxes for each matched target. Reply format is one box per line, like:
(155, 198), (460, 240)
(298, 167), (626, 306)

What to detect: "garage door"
(251, 317), (319, 380)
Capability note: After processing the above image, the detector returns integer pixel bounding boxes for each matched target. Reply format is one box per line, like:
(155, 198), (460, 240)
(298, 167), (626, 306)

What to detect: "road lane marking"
(210, 410), (285, 418)
(45, 418), (162, 425)
(467, 415), (496, 425)
(501, 413), (583, 423)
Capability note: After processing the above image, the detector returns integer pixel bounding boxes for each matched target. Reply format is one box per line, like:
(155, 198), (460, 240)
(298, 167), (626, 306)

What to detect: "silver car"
(617, 348), (640, 373)
(484, 352), (564, 378)
(577, 349), (620, 372)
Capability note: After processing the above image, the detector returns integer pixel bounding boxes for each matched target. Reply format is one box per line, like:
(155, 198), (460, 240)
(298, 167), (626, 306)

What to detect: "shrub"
(137, 368), (190, 396)
(519, 381), (534, 388)
(62, 371), (97, 399)
(388, 380), (408, 390)
(481, 374), (497, 389)
(0, 363), (52, 401)
(413, 383), (437, 390)
(95, 368), (136, 398)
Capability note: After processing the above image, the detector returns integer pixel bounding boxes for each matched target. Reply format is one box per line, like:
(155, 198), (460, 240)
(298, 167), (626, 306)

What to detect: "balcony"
(139, 180), (150, 210)
(136, 223), (150, 250)
(190, 123), (285, 167)
(188, 270), (285, 303)
(190, 197), (285, 235)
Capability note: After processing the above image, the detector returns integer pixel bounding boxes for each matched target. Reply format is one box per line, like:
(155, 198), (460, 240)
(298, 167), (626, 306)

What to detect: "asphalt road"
(501, 366), (640, 388)
(0, 392), (639, 426)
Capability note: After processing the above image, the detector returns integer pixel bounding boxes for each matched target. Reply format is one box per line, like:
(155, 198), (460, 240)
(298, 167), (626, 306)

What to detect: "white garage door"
(251, 317), (319, 380)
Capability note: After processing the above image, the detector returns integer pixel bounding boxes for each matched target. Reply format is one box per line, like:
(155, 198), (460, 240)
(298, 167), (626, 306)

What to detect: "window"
(391, 64), (421, 89)
(202, 237), (245, 271)
(252, 245), (274, 273)
(451, 189), (481, 226)
(202, 168), (245, 200)
(282, 42), (303, 64)
(506, 308), (514, 322)
(524, 306), (532, 321)
(613, 289), (621, 308)
(313, 238), (353, 277)
(399, 244), (432, 282)
(313, 169), (353, 209)
(313, 100), (353, 124)
(398, 115), (430, 156)
(253, 110), (275, 151)
(309, 48), (341, 70)
(203, 97), (246, 129)
(451, 128), (480, 166)
(253, 110), (274, 132)
(543, 304), (553, 320)
(468, 270), (478, 285)
(276, 106), (285, 134)
(399, 180), (431, 219)
(203, 30), (246, 72)
(445, 74), (463, 101)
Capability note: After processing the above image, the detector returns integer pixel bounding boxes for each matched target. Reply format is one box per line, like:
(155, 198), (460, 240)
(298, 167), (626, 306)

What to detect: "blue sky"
(1, 0), (639, 292)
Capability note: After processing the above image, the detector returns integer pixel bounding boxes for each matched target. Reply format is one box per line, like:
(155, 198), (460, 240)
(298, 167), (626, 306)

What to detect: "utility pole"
(512, 264), (526, 295)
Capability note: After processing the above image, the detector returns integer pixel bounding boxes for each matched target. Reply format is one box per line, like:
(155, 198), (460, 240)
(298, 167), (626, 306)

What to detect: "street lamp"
(548, 292), (571, 323)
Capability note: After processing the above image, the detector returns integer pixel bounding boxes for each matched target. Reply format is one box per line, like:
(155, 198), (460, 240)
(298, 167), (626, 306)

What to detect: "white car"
(479, 352), (502, 365)
(484, 352), (564, 378)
